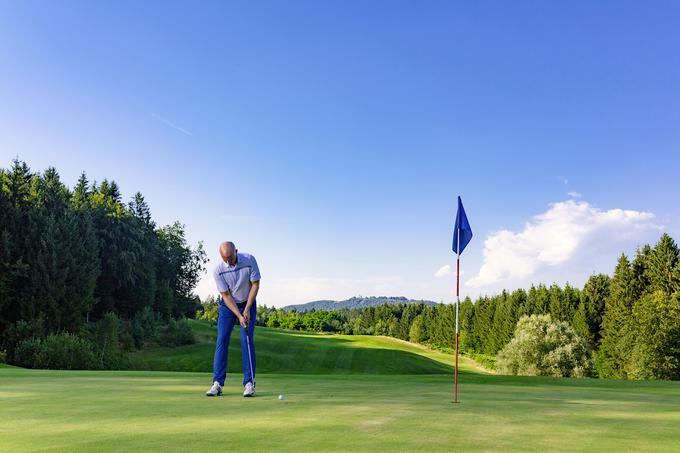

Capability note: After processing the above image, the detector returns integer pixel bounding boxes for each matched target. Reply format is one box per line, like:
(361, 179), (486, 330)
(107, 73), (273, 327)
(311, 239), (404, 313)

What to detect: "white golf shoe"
(243, 381), (255, 397)
(206, 381), (222, 397)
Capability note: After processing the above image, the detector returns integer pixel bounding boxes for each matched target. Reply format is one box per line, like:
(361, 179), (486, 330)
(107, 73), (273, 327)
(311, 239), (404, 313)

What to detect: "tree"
(128, 192), (155, 228)
(71, 173), (91, 210)
(626, 291), (680, 380)
(0, 160), (209, 366)
(580, 274), (610, 346)
(409, 315), (426, 343)
(571, 302), (593, 348)
(645, 234), (679, 296)
(496, 314), (593, 378)
(458, 297), (476, 351)
(596, 255), (635, 378)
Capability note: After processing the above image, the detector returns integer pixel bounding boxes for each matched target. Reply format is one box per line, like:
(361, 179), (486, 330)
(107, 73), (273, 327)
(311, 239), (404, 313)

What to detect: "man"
(206, 241), (260, 397)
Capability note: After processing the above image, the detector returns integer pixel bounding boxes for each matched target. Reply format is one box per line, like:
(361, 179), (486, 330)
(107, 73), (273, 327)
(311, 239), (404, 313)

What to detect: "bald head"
(219, 241), (237, 265)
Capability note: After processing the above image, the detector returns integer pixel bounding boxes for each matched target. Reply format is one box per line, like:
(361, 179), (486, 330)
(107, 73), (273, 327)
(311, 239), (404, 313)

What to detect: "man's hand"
(243, 309), (251, 326)
(239, 314), (248, 328)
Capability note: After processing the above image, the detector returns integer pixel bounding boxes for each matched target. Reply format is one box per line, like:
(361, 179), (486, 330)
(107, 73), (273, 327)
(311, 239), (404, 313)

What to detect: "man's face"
(223, 248), (237, 266)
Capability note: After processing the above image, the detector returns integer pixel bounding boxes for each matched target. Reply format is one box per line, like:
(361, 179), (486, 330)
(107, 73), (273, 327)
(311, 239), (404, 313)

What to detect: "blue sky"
(1, 1), (679, 307)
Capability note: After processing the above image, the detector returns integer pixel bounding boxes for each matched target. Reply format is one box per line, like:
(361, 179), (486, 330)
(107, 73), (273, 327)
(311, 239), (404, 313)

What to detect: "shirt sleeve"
(213, 266), (229, 293)
(250, 256), (261, 282)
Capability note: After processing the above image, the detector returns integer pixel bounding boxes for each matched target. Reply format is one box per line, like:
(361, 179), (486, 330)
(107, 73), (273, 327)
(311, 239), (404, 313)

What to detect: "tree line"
(0, 160), (206, 367)
(245, 234), (680, 380)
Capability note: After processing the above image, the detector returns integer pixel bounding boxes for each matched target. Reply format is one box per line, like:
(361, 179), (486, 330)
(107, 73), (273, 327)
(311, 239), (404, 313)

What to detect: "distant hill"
(281, 296), (438, 312)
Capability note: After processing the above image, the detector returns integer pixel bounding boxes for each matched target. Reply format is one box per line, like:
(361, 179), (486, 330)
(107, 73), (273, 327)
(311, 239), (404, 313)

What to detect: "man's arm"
(221, 290), (247, 328)
(244, 280), (260, 324)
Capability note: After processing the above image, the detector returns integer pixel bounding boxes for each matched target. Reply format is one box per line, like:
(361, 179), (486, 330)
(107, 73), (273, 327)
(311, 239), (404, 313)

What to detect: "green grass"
(126, 320), (484, 375)
(2, 321), (679, 451)
(1, 368), (678, 452)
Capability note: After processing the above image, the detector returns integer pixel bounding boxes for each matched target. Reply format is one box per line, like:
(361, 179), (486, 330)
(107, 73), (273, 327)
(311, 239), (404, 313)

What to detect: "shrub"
(37, 334), (98, 370)
(496, 314), (594, 378)
(196, 297), (219, 322)
(15, 334), (97, 370)
(138, 306), (159, 339)
(129, 317), (146, 349)
(119, 331), (135, 352)
(89, 312), (123, 369)
(14, 338), (43, 368)
(5, 316), (47, 363)
(159, 318), (195, 347)
(464, 352), (497, 371)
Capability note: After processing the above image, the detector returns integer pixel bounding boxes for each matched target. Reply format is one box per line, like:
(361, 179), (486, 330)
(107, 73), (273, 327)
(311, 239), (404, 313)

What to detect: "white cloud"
(467, 200), (661, 290)
(434, 264), (465, 278)
(567, 191), (582, 198)
(434, 264), (452, 277)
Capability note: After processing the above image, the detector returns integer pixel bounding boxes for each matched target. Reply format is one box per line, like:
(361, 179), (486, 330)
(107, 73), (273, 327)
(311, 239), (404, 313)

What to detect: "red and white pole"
(454, 230), (460, 403)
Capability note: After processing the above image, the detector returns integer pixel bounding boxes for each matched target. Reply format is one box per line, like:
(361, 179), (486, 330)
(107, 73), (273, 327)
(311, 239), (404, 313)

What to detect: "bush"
(14, 338), (43, 368)
(196, 296), (219, 322)
(89, 312), (123, 369)
(159, 318), (195, 347)
(15, 334), (97, 370)
(119, 331), (135, 352)
(5, 316), (47, 363)
(496, 314), (594, 378)
(129, 317), (146, 349)
(138, 306), (159, 340)
(464, 352), (497, 371)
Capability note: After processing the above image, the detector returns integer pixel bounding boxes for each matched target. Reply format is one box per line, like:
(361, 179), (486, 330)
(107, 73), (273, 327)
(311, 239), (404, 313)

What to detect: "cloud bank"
(467, 200), (661, 289)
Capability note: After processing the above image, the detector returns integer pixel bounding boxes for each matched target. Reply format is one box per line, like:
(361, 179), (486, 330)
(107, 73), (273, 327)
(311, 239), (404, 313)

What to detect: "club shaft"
(246, 329), (255, 385)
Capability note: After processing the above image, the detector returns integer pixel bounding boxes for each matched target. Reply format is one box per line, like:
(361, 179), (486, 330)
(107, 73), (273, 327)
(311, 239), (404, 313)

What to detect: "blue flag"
(452, 196), (473, 254)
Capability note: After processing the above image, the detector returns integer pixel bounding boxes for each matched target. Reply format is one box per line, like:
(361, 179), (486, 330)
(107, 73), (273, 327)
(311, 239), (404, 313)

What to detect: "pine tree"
(596, 255), (635, 378)
(581, 274), (610, 346)
(458, 297), (475, 351)
(128, 192), (155, 227)
(645, 234), (679, 296)
(36, 167), (69, 215)
(549, 284), (568, 321)
(627, 291), (680, 380)
(631, 245), (652, 299)
(71, 173), (90, 210)
(572, 302), (594, 348)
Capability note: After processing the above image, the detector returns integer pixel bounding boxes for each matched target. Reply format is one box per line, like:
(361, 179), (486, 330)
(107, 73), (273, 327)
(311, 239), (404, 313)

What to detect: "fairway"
(1, 368), (679, 452)
(126, 320), (484, 375)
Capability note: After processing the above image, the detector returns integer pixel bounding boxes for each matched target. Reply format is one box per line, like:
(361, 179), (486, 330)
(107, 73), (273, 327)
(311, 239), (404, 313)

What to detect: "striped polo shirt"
(212, 253), (261, 303)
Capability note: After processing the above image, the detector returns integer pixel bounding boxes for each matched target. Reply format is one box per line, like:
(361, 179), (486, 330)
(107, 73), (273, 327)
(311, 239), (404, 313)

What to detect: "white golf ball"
(278, 394), (284, 400)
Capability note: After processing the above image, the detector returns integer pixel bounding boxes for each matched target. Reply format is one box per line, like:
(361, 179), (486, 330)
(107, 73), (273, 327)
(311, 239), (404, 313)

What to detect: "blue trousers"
(212, 300), (256, 386)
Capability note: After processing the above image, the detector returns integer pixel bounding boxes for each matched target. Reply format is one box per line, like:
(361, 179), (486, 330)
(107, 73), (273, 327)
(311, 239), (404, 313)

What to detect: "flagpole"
(454, 228), (460, 403)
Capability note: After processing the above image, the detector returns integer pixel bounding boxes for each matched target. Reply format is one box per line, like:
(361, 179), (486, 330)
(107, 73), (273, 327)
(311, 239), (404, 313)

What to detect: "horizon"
(2, 2), (679, 307)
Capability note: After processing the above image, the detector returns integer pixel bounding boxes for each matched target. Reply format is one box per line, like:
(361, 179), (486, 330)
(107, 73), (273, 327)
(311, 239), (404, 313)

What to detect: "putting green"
(1, 368), (678, 452)
(2, 322), (678, 451)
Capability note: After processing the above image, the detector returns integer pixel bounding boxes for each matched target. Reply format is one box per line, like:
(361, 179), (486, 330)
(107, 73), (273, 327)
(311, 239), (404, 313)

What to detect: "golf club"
(246, 326), (255, 388)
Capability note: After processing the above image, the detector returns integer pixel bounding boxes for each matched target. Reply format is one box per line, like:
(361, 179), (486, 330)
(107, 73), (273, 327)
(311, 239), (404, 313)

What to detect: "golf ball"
(278, 394), (284, 400)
